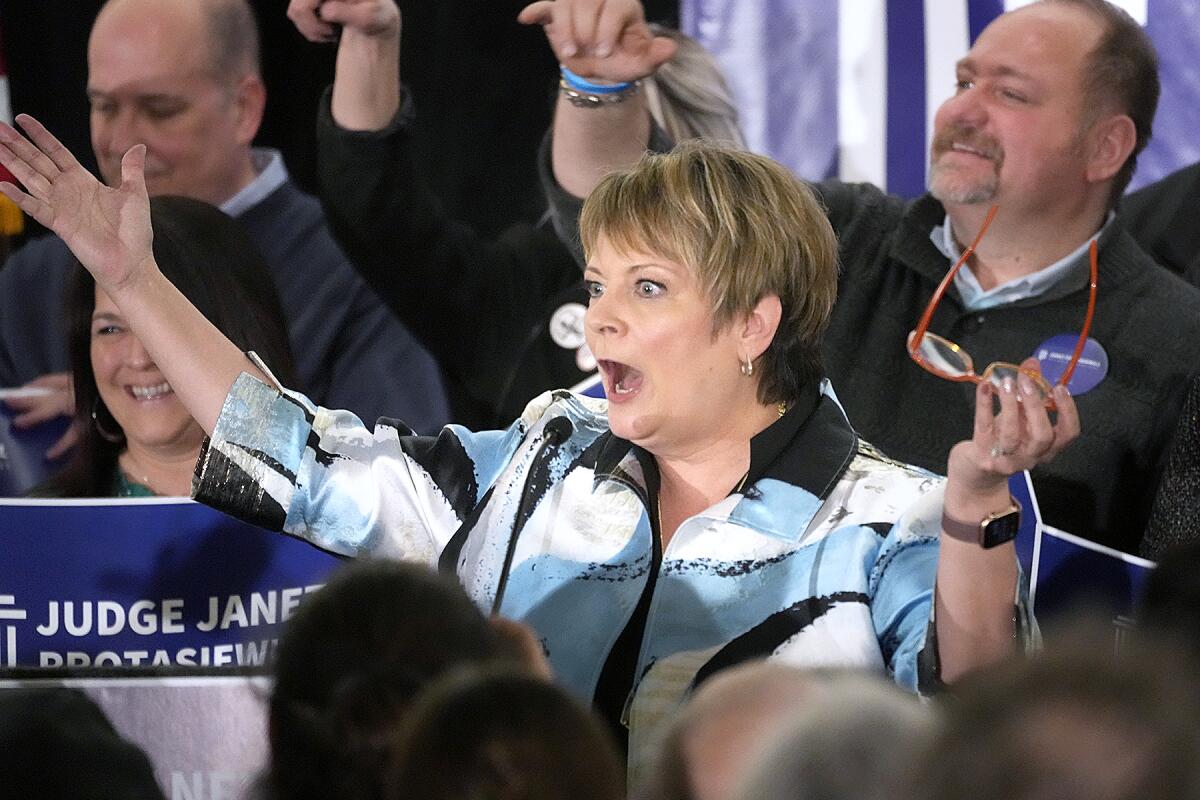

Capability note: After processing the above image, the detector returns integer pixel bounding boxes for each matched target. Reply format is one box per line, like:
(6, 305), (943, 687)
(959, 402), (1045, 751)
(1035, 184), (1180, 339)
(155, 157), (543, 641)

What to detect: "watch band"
(942, 499), (1022, 548)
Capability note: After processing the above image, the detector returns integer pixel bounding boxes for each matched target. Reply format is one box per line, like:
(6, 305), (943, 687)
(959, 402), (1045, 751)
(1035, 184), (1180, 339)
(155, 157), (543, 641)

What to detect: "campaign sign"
(0, 499), (342, 669)
(0, 675), (272, 799)
(1030, 524), (1154, 642)
(1011, 469), (1156, 645)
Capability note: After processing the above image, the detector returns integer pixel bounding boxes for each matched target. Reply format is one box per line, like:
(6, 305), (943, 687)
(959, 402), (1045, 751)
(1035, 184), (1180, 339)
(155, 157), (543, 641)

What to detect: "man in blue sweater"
(0, 0), (449, 470)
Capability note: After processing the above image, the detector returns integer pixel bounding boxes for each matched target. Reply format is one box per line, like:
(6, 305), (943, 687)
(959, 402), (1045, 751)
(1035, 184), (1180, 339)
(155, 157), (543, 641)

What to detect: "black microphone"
(491, 417), (574, 615)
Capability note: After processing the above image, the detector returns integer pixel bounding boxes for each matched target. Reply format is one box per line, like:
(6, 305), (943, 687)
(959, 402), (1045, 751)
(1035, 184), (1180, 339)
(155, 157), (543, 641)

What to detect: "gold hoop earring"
(740, 356), (754, 377)
(92, 398), (125, 444)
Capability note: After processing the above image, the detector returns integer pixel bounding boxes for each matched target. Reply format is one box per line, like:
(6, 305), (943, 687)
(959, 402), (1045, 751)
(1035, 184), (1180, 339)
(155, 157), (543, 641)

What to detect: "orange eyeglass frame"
(906, 205), (1099, 408)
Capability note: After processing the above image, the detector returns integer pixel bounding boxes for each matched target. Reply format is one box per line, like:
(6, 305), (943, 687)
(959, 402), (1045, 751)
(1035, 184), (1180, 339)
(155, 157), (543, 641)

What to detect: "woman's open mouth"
(599, 360), (644, 400)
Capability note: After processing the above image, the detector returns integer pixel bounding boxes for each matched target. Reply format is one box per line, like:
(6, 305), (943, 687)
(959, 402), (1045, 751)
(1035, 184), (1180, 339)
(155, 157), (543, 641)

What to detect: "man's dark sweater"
(315, 90), (591, 429)
(1120, 161), (1200, 287)
(816, 181), (1200, 553)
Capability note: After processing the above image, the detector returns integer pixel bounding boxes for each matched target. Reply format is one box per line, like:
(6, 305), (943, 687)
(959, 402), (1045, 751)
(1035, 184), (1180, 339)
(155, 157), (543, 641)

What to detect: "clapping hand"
(518, 0), (676, 82)
(0, 115), (154, 297)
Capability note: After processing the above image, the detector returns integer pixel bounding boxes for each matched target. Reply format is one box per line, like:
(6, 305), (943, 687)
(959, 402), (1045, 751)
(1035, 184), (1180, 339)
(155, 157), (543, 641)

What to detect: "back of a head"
(390, 666), (625, 800)
(636, 661), (831, 800)
(733, 673), (936, 800)
(913, 637), (1200, 800)
(0, 688), (165, 800)
(266, 560), (508, 800)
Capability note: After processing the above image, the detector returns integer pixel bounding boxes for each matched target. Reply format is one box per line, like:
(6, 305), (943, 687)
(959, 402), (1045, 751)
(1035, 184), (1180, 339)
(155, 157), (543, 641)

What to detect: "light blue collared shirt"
(930, 212), (1111, 311)
(219, 148), (288, 219)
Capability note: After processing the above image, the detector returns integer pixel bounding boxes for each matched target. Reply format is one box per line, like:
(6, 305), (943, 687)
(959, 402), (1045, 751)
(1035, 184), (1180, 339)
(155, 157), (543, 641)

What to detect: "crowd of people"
(1, 0), (1199, 797)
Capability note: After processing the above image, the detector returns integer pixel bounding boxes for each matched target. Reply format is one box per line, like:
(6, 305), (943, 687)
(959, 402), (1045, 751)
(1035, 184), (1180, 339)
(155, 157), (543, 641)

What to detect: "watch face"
(982, 510), (1022, 549)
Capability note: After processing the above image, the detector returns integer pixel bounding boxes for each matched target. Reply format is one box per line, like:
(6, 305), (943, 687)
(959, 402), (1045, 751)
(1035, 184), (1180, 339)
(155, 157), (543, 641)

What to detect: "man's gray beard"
(928, 164), (998, 205)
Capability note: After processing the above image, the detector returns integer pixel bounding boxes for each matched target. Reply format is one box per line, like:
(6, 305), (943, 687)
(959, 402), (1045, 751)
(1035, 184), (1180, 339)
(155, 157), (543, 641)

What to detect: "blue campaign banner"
(1031, 524), (1154, 628)
(0, 401), (70, 497)
(1011, 470), (1154, 638)
(0, 499), (342, 669)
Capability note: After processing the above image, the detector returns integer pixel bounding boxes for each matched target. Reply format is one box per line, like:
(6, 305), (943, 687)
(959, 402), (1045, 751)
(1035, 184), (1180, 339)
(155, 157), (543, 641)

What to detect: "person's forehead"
(965, 4), (1102, 81)
(585, 239), (693, 282)
(86, 68), (220, 103)
(88, 5), (213, 87)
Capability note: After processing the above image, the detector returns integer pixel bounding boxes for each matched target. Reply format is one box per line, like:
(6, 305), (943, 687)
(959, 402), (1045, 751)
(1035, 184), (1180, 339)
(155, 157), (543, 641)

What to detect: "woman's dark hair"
(265, 560), (515, 800)
(389, 666), (625, 800)
(39, 195), (294, 497)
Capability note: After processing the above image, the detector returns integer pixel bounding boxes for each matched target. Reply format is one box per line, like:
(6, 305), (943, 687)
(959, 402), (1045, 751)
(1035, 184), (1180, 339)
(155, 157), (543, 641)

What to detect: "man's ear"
(1085, 113), (1136, 184)
(742, 294), (783, 361)
(232, 75), (267, 145)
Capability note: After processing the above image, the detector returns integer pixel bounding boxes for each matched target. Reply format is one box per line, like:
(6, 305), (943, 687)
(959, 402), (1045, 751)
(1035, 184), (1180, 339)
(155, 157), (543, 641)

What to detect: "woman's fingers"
(317, 0), (399, 37)
(1048, 383), (1081, 456)
(519, 0), (675, 79)
(0, 126), (55, 199)
(992, 376), (1022, 457)
(593, 2), (629, 58)
(14, 114), (82, 176)
(0, 161), (51, 226)
(569, 0), (603, 55)
(119, 144), (148, 199)
(517, 0), (556, 26)
(287, 0), (336, 41)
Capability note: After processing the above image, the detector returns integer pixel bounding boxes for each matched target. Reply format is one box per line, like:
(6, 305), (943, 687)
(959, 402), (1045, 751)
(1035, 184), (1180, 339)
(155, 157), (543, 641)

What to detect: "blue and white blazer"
(195, 373), (947, 761)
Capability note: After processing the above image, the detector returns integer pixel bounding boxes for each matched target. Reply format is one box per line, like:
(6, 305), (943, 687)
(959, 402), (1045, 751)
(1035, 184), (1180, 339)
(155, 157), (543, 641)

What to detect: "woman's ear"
(742, 294), (782, 360)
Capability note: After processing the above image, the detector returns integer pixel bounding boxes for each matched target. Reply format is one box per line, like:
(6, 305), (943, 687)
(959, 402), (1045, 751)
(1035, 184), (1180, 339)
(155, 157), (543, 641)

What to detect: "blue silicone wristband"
(560, 66), (634, 94)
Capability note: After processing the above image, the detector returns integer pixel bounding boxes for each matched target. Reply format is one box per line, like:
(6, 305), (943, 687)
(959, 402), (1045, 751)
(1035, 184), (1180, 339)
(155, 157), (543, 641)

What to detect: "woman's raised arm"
(0, 114), (266, 434)
(935, 360), (1081, 682)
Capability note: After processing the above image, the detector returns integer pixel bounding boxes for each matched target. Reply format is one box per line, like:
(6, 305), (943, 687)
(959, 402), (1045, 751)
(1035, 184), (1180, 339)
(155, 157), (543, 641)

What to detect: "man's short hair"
(1045, 0), (1159, 205)
(203, 0), (261, 82)
(579, 140), (839, 405)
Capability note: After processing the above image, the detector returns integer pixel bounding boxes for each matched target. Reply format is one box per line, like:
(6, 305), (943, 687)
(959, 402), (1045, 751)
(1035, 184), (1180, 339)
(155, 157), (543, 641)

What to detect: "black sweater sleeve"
(315, 87), (584, 424)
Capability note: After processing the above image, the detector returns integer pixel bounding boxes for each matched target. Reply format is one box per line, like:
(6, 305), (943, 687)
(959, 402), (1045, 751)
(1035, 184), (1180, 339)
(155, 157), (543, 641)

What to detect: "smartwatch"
(941, 499), (1022, 548)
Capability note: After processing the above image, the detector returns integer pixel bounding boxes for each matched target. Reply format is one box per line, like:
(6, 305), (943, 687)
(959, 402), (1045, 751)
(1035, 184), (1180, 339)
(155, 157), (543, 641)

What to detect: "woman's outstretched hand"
(0, 114), (154, 295)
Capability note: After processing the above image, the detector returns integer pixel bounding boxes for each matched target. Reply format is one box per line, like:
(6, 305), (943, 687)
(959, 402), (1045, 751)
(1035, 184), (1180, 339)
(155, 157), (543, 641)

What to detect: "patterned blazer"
(195, 373), (947, 763)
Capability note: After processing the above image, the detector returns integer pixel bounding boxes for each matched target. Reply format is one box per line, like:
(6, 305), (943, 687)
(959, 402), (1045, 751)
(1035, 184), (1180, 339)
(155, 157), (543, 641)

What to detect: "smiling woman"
(0, 117), (1079, 773)
(32, 195), (294, 498)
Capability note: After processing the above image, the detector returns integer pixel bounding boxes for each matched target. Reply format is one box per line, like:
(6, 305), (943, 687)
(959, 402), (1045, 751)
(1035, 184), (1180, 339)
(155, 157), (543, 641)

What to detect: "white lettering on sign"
(32, 588), (321, 637)
(38, 639), (278, 668)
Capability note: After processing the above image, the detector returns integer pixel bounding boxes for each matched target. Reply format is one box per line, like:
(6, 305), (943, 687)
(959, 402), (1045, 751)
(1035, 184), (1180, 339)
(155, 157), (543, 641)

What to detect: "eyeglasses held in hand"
(906, 206), (1098, 409)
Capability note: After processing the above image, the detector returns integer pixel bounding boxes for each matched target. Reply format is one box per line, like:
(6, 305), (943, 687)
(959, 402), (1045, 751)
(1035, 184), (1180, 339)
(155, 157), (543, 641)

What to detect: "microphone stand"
(490, 417), (573, 615)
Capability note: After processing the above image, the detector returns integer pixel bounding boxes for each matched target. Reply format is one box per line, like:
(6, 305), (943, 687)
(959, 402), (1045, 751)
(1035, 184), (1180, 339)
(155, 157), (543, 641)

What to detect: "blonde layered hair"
(579, 140), (838, 405)
(645, 24), (745, 148)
